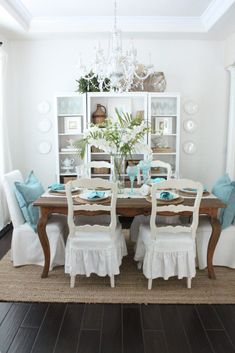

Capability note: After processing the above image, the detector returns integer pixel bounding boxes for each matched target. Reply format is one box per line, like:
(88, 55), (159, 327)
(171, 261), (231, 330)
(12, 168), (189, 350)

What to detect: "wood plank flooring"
(0, 229), (234, 353)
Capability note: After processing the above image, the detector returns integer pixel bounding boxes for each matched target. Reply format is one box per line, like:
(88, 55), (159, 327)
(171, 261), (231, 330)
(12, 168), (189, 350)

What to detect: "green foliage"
(76, 72), (111, 93)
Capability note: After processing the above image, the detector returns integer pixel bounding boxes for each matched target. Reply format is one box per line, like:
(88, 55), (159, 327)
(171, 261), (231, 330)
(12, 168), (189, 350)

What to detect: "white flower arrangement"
(75, 110), (152, 159)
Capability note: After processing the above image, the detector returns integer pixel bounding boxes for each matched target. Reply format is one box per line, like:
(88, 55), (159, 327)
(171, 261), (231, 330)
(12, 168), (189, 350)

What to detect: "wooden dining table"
(34, 194), (226, 280)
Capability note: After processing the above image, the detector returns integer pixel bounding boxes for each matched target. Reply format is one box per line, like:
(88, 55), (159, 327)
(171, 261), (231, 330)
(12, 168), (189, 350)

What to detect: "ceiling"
(0, 0), (235, 40)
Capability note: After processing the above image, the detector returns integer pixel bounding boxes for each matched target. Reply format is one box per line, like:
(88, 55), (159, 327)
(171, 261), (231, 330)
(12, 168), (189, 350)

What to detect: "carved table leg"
(207, 217), (221, 279)
(37, 208), (50, 278)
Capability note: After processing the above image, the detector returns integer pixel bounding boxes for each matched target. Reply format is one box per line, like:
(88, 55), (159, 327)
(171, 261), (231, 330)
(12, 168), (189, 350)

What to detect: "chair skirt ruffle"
(65, 231), (127, 277)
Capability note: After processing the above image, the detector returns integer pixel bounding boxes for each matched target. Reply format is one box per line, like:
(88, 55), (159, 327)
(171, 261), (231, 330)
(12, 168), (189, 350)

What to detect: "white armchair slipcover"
(134, 179), (203, 289)
(3, 170), (66, 269)
(196, 217), (235, 269)
(65, 177), (127, 288)
(130, 160), (173, 242)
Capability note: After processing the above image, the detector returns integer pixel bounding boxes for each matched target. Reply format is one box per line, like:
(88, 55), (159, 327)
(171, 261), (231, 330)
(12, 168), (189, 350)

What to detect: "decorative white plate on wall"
(37, 141), (52, 154)
(183, 119), (197, 133)
(37, 100), (51, 115)
(37, 118), (52, 133)
(183, 141), (197, 154)
(184, 101), (198, 115)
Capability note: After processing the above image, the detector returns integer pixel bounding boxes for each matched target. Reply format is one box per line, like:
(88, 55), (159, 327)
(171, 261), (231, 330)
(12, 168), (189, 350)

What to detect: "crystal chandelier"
(77, 0), (154, 92)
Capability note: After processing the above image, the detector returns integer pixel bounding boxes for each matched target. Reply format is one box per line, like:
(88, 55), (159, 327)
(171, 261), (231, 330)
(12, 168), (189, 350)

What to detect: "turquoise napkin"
(160, 191), (174, 200)
(48, 183), (65, 191)
(151, 177), (166, 183)
(87, 191), (105, 199)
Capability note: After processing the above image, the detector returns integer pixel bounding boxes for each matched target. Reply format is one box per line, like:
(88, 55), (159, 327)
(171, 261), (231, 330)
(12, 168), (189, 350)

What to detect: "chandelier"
(77, 0), (154, 92)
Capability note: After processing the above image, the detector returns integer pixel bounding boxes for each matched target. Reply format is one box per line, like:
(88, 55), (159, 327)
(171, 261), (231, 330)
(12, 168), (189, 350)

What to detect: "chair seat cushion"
(139, 225), (195, 252)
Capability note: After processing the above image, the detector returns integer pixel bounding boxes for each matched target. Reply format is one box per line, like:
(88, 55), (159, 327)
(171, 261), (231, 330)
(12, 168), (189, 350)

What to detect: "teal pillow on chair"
(14, 171), (45, 232)
(212, 174), (235, 229)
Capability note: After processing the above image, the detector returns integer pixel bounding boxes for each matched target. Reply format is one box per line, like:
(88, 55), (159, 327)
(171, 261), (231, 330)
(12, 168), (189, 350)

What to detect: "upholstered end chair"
(3, 170), (67, 270)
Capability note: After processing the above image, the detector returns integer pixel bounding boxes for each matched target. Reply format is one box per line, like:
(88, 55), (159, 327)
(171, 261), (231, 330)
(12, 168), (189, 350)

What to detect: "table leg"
(37, 209), (50, 278)
(207, 217), (221, 279)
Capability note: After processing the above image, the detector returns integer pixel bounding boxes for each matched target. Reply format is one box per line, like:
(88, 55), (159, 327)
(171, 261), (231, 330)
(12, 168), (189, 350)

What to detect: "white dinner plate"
(156, 192), (179, 201)
(180, 188), (197, 194)
(49, 187), (79, 194)
(79, 191), (109, 201)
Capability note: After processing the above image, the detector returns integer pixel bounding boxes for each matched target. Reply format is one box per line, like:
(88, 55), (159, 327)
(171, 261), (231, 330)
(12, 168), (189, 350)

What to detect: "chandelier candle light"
(77, 0), (154, 92)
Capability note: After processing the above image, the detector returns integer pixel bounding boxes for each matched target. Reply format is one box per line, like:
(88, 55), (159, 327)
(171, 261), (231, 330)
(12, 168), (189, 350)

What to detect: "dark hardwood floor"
(0, 228), (235, 353)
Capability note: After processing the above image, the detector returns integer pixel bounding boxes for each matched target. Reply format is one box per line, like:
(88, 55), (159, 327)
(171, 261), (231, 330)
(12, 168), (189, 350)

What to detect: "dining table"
(34, 190), (226, 280)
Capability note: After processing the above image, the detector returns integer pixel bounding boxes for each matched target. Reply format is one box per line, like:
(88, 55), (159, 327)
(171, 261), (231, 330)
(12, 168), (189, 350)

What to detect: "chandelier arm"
(134, 71), (151, 81)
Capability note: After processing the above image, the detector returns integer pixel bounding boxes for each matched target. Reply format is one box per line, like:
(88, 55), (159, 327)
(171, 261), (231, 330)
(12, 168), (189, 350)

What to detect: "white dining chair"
(65, 177), (127, 288)
(134, 179), (203, 289)
(83, 161), (113, 178)
(130, 160), (172, 242)
(2, 170), (67, 269)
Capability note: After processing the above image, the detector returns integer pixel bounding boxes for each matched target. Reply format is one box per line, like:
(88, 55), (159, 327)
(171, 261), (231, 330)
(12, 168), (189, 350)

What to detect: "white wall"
(225, 32), (235, 67)
(6, 38), (228, 188)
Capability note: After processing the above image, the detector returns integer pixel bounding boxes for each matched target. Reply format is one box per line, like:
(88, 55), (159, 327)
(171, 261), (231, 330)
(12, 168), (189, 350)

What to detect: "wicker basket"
(152, 147), (172, 153)
(127, 160), (139, 167)
(92, 167), (110, 175)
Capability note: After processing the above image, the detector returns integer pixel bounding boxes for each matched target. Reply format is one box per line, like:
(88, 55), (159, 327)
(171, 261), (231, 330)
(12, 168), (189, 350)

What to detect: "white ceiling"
(20, 0), (212, 17)
(0, 0), (235, 40)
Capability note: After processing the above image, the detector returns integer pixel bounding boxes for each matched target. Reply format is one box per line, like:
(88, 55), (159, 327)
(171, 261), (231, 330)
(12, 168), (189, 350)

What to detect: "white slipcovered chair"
(130, 160), (172, 242)
(134, 179), (203, 289)
(196, 218), (235, 269)
(65, 177), (127, 288)
(2, 170), (66, 269)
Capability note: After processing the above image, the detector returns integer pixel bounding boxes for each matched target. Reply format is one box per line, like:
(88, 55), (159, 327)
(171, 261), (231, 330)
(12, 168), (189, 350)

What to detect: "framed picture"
(64, 116), (82, 134)
(155, 117), (172, 134)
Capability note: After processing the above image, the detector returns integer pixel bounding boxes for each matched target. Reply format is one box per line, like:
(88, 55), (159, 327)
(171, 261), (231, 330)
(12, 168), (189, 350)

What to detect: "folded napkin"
(87, 191), (105, 200)
(151, 177), (166, 184)
(160, 191), (174, 200)
(48, 183), (65, 191)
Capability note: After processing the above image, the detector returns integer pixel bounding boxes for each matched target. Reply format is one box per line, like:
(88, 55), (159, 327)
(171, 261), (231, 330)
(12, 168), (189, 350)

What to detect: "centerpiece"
(74, 109), (151, 192)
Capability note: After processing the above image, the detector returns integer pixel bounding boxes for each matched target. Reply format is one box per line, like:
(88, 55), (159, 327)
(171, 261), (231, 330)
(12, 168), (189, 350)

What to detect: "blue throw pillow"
(14, 171), (45, 232)
(212, 174), (235, 229)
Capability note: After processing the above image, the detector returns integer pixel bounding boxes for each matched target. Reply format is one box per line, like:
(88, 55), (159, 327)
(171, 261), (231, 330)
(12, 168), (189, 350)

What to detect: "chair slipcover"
(196, 216), (235, 269)
(3, 170), (67, 269)
(134, 179), (203, 288)
(65, 178), (127, 287)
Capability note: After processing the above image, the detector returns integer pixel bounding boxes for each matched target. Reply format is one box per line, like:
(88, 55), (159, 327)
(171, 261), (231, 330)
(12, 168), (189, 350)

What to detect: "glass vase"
(111, 154), (125, 193)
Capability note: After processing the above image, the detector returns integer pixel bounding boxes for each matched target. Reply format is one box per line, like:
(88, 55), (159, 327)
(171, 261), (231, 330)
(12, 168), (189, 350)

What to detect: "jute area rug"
(0, 231), (234, 303)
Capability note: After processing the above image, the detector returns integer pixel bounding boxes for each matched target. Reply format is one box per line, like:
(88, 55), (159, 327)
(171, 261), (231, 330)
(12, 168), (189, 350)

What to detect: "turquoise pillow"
(14, 171), (45, 232)
(212, 174), (235, 229)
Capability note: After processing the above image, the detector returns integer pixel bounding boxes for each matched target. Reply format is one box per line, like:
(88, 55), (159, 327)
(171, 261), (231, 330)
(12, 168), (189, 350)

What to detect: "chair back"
(84, 161), (113, 178)
(66, 178), (117, 238)
(151, 160), (172, 179)
(150, 179), (203, 239)
(2, 170), (25, 227)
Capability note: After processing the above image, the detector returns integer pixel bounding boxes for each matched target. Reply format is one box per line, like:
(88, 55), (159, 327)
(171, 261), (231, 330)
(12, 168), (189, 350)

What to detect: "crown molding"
(30, 16), (204, 34)
(0, 0), (235, 37)
(201, 0), (235, 30)
(0, 0), (31, 30)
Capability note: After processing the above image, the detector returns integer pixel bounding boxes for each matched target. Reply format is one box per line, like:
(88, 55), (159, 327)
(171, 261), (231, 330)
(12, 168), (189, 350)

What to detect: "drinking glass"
(126, 165), (138, 195)
(139, 160), (151, 185)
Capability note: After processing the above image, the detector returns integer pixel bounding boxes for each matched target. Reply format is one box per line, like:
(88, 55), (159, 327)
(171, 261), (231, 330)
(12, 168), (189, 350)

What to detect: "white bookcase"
(87, 92), (148, 178)
(55, 92), (180, 182)
(148, 93), (180, 178)
(55, 92), (87, 183)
